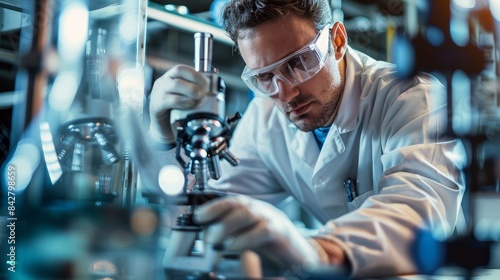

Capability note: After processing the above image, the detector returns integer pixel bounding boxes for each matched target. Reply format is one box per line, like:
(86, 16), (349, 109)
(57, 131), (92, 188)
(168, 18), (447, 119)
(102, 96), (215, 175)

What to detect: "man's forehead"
(236, 17), (317, 69)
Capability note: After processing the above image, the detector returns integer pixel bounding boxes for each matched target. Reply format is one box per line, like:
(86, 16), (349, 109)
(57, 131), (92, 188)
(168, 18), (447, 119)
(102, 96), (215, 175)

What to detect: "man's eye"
(256, 73), (274, 82)
(288, 55), (306, 70)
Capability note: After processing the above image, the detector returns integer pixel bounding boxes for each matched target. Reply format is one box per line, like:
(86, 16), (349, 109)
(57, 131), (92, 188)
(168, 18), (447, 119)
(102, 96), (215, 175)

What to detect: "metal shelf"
(0, 0), (25, 12)
(147, 2), (232, 46)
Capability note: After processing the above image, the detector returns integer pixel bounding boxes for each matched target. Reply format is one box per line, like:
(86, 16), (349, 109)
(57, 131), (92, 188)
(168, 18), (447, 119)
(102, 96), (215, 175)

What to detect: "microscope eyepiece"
(194, 32), (213, 72)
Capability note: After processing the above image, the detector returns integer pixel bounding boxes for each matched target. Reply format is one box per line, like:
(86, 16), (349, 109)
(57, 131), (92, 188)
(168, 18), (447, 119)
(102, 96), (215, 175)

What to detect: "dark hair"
(221, 0), (332, 45)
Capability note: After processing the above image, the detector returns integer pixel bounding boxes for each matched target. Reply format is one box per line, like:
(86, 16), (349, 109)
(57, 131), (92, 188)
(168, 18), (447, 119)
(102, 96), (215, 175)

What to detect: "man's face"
(238, 15), (347, 132)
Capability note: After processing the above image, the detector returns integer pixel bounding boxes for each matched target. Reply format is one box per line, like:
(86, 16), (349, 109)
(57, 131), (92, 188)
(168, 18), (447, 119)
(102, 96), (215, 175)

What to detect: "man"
(148, 0), (466, 277)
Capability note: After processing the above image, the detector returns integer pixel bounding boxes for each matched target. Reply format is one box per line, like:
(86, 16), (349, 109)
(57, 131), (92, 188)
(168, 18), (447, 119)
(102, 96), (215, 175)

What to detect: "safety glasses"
(241, 24), (331, 96)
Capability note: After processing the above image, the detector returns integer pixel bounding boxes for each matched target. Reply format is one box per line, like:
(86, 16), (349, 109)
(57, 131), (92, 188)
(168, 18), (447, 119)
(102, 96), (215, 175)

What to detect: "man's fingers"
(162, 75), (207, 102)
(167, 64), (209, 86)
(150, 65), (209, 116)
(203, 204), (260, 244)
(194, 197), (239, 224)
(226, 221), (271, 251)
(147, 64), (209, 144)
(160, 65), (208, 100)
(194, 196), (249, 224)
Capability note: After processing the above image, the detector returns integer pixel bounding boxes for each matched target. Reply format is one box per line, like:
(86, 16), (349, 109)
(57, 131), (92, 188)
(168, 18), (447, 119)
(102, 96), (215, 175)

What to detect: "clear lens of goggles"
(241, 24), (331, 96)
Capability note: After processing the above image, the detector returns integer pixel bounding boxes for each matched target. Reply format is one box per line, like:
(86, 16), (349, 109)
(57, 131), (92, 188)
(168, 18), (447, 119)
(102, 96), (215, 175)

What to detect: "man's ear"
(331, 22), (348, 60)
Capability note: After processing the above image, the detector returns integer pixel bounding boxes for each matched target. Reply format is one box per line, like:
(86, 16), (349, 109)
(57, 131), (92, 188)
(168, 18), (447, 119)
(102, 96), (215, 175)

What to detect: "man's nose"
(275, 77), (299, 103)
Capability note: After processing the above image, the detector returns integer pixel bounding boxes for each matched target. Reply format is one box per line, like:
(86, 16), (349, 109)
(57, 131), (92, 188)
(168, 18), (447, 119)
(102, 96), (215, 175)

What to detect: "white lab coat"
(208, 47), (467, 277)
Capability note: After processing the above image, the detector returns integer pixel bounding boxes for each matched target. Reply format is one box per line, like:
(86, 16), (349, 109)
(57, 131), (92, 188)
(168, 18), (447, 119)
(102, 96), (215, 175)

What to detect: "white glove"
(193, 195), (324, 269)
(149, 65), (209, 144)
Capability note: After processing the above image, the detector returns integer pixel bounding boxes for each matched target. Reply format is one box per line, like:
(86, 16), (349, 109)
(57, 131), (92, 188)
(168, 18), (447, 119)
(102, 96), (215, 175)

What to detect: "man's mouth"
(288, 102), (311, 116)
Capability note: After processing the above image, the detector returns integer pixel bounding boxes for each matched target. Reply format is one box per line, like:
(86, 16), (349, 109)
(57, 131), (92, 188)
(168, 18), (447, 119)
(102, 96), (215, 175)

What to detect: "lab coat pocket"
(346, 190), (373, 212)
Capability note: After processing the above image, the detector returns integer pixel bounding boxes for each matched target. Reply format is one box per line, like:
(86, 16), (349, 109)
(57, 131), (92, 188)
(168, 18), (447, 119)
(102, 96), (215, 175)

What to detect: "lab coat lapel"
(313, 125), (345, 176)
(289, 123), (346, 183)
(290, 127), (320, 168)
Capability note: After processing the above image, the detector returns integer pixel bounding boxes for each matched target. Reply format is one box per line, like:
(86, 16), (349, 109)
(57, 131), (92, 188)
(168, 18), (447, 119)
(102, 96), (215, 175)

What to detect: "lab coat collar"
(289, 123), (320, 168)
(313, 124), (345, 174)
(334, 46), (363, 134)
(289, 122), (345, 172)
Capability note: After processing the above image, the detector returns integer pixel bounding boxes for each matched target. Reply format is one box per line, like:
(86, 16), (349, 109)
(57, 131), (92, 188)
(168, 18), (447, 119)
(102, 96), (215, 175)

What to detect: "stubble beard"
(277, 81), (344, 132)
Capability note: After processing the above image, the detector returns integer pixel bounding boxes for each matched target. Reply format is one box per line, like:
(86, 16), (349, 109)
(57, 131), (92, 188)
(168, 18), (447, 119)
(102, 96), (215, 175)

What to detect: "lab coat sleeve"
(316, 74), (467, 277)
(208, 98), (291, 205)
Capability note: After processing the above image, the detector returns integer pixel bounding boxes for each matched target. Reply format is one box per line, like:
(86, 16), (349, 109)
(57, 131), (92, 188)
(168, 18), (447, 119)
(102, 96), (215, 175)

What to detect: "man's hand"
(193, 195), (346, 269)
(149, 65), (209, 144)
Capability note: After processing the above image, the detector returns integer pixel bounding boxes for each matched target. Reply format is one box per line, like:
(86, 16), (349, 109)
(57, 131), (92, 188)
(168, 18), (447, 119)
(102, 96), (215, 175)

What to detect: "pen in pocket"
(343, 177), (357, 202)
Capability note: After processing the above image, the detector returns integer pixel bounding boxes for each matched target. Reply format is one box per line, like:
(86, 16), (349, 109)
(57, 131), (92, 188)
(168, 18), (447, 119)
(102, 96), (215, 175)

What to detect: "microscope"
(172, 32), (240, 192)
(52, 26), (123, 205)
(162, 32), (256, 279)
